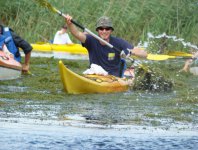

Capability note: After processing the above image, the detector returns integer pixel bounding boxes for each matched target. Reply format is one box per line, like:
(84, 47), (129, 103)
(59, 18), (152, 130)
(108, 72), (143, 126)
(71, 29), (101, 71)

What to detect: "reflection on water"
(0, 122), (197, 150)
(0, 85), (28, 93)
(21, 52), (89, 60)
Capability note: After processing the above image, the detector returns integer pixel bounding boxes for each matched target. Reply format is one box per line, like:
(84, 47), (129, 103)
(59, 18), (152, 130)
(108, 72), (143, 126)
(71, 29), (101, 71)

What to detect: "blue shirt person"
(0, 24), (32, 73)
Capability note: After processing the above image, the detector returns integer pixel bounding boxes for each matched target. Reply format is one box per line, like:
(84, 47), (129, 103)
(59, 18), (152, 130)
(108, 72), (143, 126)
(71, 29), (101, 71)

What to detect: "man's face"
(97, 27), (112, 41)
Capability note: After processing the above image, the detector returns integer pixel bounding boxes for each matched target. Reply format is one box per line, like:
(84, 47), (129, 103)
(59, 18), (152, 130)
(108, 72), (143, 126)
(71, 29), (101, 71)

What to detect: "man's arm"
(11, 31), (32, 72)
(22, 51), (31, 72)
(65, 15), (86, 43)
(131, 47), (148, 58)
(11, 31), (32, 54)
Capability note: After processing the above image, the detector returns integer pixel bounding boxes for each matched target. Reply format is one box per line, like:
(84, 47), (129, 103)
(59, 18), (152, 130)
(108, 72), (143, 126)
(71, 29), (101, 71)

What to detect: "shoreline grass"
(0, 0), (197, 52)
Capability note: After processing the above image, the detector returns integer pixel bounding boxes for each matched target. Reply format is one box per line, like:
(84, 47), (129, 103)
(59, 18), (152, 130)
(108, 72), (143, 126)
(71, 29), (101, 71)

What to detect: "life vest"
(2, 27), (21, 62)
(0, 34), (6, 50)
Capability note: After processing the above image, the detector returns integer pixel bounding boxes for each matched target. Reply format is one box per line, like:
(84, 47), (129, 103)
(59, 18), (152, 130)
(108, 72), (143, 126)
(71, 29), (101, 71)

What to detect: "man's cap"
(96, 16), (114, 31)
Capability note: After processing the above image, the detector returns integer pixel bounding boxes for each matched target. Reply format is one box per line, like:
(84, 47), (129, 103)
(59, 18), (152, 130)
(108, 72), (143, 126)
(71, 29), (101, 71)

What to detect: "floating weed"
(0, 101), (6, 106)
(144, 113), (164, 118)
(164, 108), (196, 123)
(131, 116), (143, 124)
(173, 116), (192, 122)
(0, 57), (197, 127)
(150, 120), (162, 126)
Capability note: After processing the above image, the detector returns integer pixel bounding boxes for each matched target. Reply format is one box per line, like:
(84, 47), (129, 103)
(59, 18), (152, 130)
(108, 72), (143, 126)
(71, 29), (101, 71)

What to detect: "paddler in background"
(53, 24), (73, 44)
(65, 14), (147, 77)
(0, 22), (32, 73)
(180, 51), (198, 75)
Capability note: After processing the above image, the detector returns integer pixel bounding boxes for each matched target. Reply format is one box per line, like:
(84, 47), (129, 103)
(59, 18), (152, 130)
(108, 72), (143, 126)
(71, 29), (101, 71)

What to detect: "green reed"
(0, 0), (197, 50)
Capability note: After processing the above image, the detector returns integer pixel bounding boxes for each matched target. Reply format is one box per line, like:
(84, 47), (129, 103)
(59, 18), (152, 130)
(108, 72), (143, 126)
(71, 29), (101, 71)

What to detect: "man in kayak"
(0, 24), (32, 73)
(53, 25), (73, 44)
(65, 15), (147, 77)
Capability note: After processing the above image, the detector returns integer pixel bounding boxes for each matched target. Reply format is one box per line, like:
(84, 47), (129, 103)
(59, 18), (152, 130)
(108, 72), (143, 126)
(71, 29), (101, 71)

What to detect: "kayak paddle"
(34, 0), (116, 51)
(34, 0), (150, 66)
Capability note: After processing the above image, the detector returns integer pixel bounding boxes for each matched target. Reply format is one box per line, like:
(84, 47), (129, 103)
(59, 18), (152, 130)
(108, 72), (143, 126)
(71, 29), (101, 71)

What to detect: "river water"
(0, 54), (198, 149)
(0, 120), (197, 150)
(0, 94), (197, 150)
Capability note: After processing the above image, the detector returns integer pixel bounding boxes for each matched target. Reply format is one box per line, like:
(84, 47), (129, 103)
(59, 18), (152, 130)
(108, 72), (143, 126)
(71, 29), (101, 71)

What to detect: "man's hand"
(22, 63), (30, 73)
(120, 49), (131, 58)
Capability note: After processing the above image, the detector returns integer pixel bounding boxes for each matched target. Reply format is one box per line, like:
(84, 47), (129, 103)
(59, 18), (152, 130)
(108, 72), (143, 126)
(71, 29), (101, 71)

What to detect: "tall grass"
(0, 0), (197, 51)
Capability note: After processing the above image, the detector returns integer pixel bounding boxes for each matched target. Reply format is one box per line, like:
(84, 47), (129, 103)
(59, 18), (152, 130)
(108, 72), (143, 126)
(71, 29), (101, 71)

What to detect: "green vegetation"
(0, 0), (197, 128)
(0, 0), (197, 51)
(0, 57), (197, 127)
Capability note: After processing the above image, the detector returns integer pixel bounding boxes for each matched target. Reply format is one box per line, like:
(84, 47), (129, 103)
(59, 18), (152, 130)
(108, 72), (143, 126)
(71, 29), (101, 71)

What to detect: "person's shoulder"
(111, 36), (124, 41)
(9, 27), (14, 32)
(4, 26), (14, 32)
(86, 34), (96, 41)
(86, 34), (92, 38)
(56, 30), (62, 34)
(111, 36), (128, 43)
(111, 36), (133, 48)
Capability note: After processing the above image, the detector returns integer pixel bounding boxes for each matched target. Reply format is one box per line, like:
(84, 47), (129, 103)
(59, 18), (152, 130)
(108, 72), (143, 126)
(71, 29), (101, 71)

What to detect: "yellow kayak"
(31, 43), (88, 55)
(59, 60), (133, 94)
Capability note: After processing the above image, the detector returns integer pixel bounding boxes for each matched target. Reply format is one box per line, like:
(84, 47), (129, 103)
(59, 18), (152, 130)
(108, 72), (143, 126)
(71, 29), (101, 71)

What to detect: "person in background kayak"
(53, 25), (73, 44)
(180, 51), (198, 72)
(65, 15), (147, 77)
(0, 24), (32, 73)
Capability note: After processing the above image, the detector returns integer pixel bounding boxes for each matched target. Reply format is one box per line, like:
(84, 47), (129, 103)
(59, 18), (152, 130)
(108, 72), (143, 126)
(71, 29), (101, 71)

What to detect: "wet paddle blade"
(34, 0), (58, 13)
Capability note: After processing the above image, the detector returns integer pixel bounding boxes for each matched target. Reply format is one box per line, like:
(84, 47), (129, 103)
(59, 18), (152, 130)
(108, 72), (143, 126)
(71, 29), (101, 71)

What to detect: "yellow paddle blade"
(147, 54), (175, 61)
(34, 0), (58, 13)
(168, 51), (192, 57)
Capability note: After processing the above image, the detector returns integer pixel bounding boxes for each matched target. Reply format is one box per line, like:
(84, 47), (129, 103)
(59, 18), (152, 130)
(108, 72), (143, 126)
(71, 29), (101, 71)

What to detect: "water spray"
(138, 32), (198, 51)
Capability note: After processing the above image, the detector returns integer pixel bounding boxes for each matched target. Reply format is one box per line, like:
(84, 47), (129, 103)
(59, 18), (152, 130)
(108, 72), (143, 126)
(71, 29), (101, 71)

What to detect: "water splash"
(138, 32), (198, 51)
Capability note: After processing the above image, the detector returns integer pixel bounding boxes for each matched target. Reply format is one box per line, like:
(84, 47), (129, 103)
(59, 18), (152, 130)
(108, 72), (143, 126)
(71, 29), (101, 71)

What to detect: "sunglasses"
(98, 27), (112, 31)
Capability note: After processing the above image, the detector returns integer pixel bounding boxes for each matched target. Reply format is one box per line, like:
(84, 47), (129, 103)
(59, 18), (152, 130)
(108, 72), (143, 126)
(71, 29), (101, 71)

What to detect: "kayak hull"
(59, 61), (132, 94)
(0, 51), (22, 80)
(31, 43), (88, 55)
